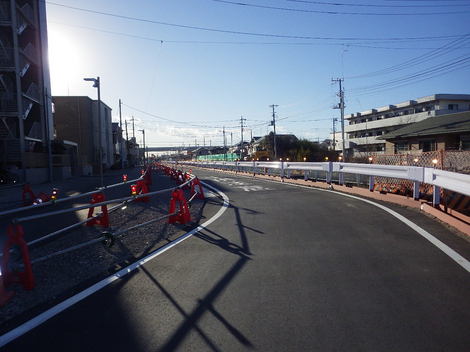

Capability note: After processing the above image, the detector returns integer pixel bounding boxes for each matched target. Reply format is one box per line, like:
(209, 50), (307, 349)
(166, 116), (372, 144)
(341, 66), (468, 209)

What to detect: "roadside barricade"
(0, 163), (206, 305)
(86, 193), (110, 228)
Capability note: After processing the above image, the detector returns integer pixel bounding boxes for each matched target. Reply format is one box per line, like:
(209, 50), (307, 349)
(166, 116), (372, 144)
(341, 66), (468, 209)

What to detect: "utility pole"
(230, 132), (233, 147)
(131, 116), (135, 139)
(125, 120), (129, 141)
(332, 117), (338, 151)
(269, 104), (279, 159)
(139, 129), (146, 165)
(332, 78), (346, 160)
(240, 116), (246, 159)
(119, 99), (124, 169)
(223, 127), (227, 161)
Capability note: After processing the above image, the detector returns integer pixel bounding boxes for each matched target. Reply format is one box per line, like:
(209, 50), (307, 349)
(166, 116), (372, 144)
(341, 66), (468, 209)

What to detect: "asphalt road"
(2, 168), (470, 351)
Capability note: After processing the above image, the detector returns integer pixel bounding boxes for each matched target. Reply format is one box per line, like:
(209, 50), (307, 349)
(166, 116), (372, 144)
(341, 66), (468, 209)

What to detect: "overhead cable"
(209, 0), (470, 15)
(45, 2), (465, 42)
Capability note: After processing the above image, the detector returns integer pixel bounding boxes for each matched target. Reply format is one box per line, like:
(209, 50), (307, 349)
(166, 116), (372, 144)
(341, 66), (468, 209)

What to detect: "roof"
(377, 111), (470, 140)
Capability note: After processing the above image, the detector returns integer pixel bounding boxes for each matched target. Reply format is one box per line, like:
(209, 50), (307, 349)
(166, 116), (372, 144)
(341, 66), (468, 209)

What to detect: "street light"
(84, 76), (103, 187)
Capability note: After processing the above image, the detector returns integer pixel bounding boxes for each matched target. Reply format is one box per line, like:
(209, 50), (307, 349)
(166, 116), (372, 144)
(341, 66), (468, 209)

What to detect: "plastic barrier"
(182, 172), (191, 190)
(22, 184), (35, 206)
(0, 165), (194, 306)
(168, 189), (191, 225)
(177, 170), (184, 184)
(32, 192), (51, 205)
(134, 180), (150, 202)
(1, 224), (35, 291)
(144, 167), (152, 186)
(86, 193), (110, 228)
(191, 178), (205, 200)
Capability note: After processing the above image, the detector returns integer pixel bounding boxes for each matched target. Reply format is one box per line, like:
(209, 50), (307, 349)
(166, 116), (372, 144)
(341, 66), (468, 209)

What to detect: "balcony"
(345, 111), (435, 133)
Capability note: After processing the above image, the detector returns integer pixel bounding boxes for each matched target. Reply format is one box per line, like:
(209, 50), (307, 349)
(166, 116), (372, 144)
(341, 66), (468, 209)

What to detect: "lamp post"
(84, 76), (103, 187)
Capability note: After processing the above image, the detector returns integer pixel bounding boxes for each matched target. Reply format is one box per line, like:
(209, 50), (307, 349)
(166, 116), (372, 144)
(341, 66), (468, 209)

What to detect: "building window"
(419, 140), (437, 152)
(448, 104), (458, 110)
(395, 142), (409, 153)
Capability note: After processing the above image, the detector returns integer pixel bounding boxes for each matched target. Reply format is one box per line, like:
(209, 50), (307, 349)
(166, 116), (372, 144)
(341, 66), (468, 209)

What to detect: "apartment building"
(0, 0), (53, 182)
(344, 94), (470, 156)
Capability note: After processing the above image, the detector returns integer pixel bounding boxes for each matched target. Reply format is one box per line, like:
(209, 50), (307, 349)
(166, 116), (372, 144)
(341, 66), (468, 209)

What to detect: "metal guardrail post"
(339, 172), (344, 185)
(433, 185), (441, 207)
(326, 162), (333, 184)
(252, 160), (256, 176)
(281, 161), (285, 178)
(369, 175), (375, 192)
(304, 170), (308, 181)
(413, 181), (420, 200)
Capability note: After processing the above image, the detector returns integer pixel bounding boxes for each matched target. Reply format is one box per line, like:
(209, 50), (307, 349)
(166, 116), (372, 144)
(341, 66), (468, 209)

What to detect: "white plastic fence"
(177, 160), (470, 206)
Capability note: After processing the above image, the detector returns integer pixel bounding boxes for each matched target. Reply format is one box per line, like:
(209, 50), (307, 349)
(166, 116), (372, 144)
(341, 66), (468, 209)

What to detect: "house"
(249, 134), (298, 160)
(377, 111), (470, 153)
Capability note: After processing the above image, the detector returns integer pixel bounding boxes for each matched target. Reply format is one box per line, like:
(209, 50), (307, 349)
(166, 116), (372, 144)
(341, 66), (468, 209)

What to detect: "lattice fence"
(353, 151), (470, 207)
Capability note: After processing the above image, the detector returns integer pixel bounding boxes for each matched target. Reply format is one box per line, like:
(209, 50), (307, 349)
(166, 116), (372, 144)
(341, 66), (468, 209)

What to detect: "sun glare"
(48, 27), (81, 94)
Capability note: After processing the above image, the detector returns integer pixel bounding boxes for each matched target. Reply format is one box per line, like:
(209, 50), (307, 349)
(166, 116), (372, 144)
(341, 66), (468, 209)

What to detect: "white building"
(329, 131), (343, 152)
(344, 94), (470, 156)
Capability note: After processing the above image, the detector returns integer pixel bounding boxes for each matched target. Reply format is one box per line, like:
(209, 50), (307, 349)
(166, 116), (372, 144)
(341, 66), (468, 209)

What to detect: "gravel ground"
(0, 169), (205, 334)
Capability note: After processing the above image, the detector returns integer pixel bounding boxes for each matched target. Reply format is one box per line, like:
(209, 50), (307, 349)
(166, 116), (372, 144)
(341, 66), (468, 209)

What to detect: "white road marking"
(207, 176), (272, 192)
(0, 182), (230, 348)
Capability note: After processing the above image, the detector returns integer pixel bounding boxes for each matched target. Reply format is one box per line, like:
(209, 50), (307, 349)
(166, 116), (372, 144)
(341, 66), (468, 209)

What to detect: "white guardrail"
(175, 160), (470, 206)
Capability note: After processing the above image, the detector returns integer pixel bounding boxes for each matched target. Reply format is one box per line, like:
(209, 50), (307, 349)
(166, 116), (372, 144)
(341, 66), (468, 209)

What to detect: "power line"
(347, 34), (470, 79)
(351, 61), (470, 97)
(350, 54), (470, 93)
(50, 21), (470, 50)
(208, 0), (470, 15)
(284, 0), (470, 7)
(122, 103), (239, 129)
(45, 2), (466, 42)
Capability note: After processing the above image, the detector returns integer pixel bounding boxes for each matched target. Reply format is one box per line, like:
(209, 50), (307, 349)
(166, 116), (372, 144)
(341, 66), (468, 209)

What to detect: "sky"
(45, 0), (470, 148)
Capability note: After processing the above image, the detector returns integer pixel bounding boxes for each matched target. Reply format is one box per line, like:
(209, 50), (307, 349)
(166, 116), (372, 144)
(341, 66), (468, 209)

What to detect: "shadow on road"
(141, 199), (256, 351)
